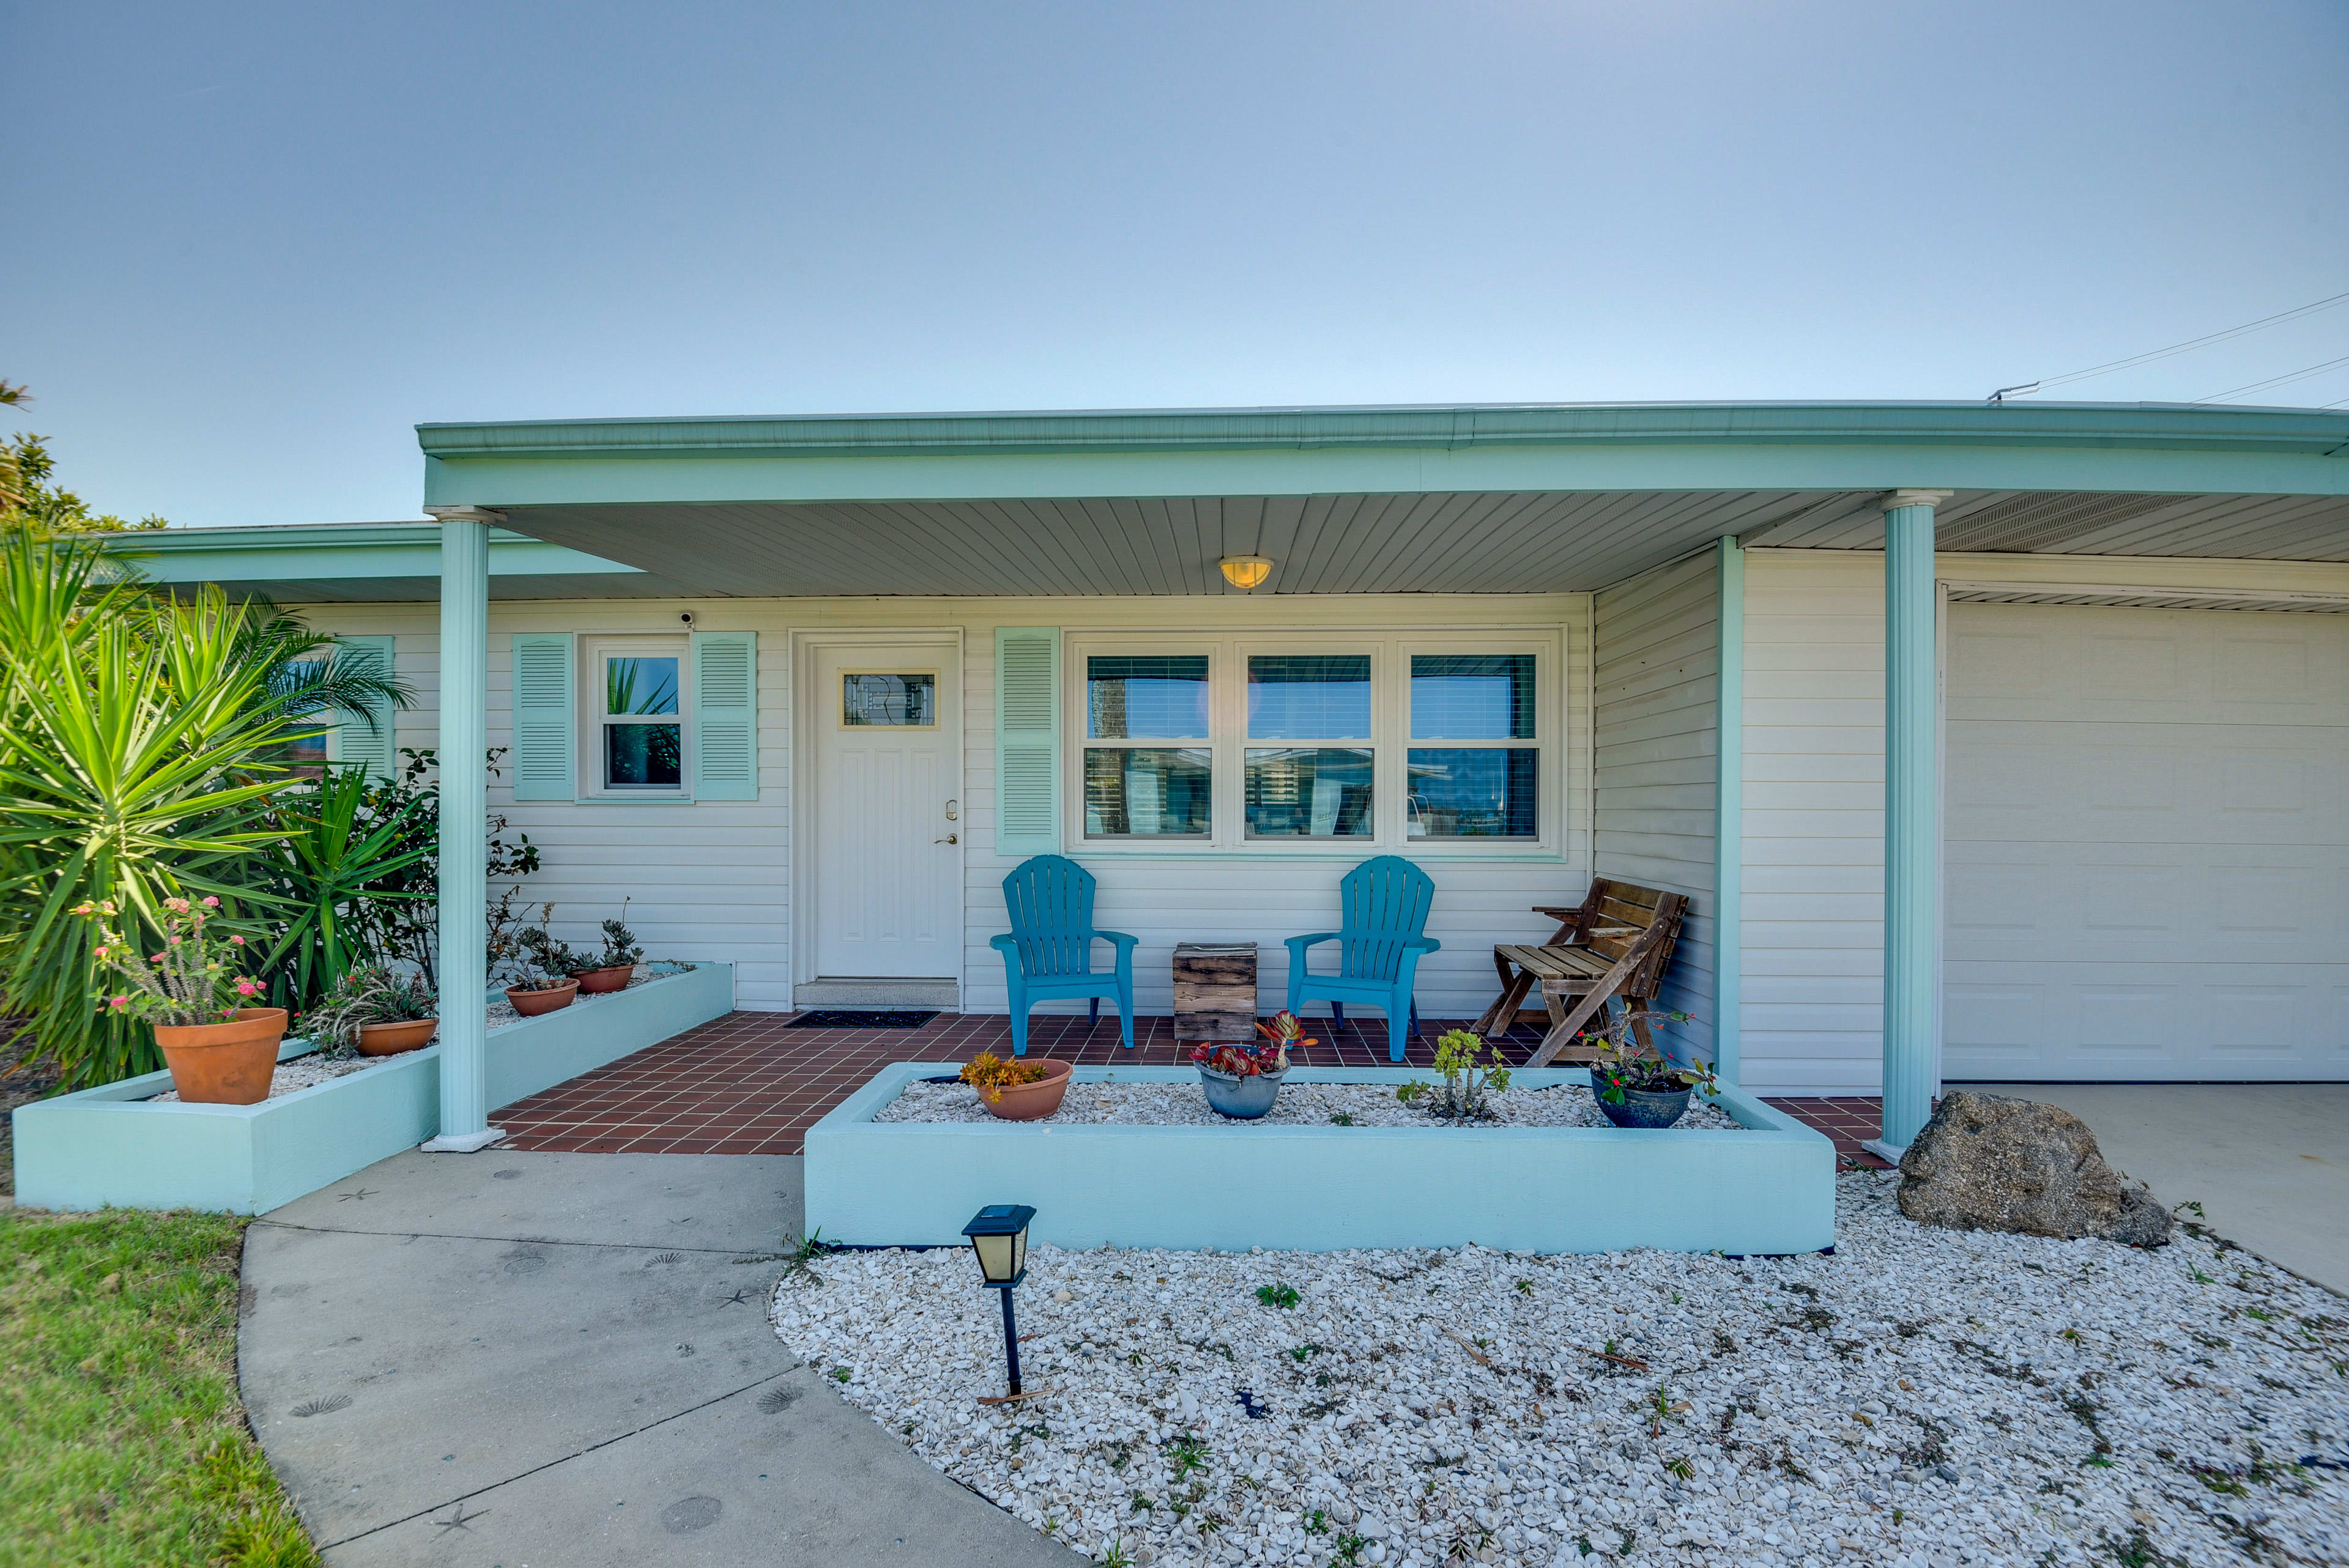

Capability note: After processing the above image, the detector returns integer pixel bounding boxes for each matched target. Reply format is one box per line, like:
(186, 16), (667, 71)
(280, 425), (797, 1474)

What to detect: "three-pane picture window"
(1071, 636), (1553, 848)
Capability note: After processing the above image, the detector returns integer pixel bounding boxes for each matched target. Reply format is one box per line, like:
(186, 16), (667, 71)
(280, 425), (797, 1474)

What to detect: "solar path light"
(962, 1204), (1036, 1400)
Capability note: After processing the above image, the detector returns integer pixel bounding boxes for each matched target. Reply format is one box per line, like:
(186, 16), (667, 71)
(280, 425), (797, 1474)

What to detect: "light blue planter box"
(10, 962), (733, 1215)
(807, 1065), (1836, 1256)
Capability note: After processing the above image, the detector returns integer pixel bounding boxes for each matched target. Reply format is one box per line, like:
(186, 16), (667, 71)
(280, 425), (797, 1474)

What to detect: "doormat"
(785, 1009), (940, 1029)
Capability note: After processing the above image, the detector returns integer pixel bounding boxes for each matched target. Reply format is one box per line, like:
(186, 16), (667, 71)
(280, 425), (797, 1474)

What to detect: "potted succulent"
(571, 904), (644, 994)
(960, 1051), (1071, 1121)
(306, 965), (439, 1056)
(1397, 1028), (1512, 1120)
(77, 895), (283, 1104)
(505, 925), (584, 1016)
(1583, 1008), (1717, 1129)
(1192, 1011), (1312, 1119)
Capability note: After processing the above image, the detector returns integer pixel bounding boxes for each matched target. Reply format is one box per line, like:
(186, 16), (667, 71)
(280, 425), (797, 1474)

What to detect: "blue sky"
(6, 1), (2346, 528)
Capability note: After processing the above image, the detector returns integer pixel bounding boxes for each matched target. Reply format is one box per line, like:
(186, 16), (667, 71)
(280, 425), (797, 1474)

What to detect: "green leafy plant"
(1256, 1282), (1301, 1310)
(0, 530), (378, 1084)
(1395, 1029), (1512, 1120)
(595, 900), (644, 969)
(244, 762), (436, 1015)
(1163, 1433), (1209, 1479)
(1580, 1008), (1718, 1105)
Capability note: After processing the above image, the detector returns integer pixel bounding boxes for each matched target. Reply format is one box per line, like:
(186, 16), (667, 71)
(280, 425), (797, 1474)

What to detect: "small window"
(843, 672), (935, 727)
(1408, 654), (1537, 838)
(599, 649), (684, 791)
(1088, 656), (1209, 738)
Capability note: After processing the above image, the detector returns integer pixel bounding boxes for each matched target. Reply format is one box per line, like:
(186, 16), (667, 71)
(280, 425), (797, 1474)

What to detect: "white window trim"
(581, 634), (692, 801)
(1063, 629), (1562, 855)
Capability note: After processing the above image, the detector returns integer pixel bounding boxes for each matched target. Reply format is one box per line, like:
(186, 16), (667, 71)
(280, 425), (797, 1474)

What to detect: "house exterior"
(132, 401), (2349, 1157)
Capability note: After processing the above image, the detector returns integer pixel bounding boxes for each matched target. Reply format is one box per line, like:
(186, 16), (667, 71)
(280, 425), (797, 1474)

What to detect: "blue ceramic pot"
(1200, 1066), (1286, 1119)
(1595, 1084), (1691, 1129)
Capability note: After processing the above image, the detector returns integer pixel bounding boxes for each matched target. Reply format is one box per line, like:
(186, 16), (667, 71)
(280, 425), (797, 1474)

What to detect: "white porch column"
(1868, 489), (1951, 1161)
(421, 506), (503, 1152)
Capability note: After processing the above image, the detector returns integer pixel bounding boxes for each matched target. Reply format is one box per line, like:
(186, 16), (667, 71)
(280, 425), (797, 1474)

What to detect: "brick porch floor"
(493, 1009), (1894, 1165)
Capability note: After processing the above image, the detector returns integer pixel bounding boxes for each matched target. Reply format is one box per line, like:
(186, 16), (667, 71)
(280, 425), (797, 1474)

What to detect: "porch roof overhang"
(119, 401), (2349, 601)
(410, 401), (2348, 598)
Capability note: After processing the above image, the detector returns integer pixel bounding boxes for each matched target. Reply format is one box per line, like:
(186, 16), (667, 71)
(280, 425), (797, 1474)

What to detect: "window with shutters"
(582, 635), (690, 796)
(1063, 632), (1557, 852)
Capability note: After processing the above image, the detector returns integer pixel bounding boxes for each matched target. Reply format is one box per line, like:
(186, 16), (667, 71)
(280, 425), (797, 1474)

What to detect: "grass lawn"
(0, 1205), (317, 1567)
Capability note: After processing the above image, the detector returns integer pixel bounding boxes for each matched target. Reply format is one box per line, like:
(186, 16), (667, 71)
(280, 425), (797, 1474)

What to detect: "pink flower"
(235, 979), (260, 997)
(150, 953), (166, 964)
(168, 936), (182, 946)
(107, 995), (128, 1011)
(93, 945), (108, 958)
(229, 934), (245, 945)
(202, 896), (220, 908)
(72, 901), (94, 915)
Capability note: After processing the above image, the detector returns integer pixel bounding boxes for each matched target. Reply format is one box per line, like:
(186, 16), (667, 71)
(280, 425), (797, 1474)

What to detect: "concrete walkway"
(1960, 1082), (2349, 1296)
(240, 1150), (1076, 1567)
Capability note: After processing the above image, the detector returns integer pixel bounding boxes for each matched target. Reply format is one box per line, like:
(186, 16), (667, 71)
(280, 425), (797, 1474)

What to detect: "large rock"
(1896, 1091), (2175, 1246)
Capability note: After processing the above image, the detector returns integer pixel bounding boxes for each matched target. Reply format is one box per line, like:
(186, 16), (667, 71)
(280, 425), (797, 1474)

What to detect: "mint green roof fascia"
(418, 402), (2349, 506)
(111, 523), (643, 584)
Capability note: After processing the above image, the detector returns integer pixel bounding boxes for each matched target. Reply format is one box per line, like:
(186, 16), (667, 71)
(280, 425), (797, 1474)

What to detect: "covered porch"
(404, 400), (2349, 1167)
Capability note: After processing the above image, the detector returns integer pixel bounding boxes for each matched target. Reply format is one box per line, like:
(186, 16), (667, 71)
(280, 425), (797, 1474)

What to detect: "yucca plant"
(0, 525), (403, 1084)
(242, 763), (437, 1017)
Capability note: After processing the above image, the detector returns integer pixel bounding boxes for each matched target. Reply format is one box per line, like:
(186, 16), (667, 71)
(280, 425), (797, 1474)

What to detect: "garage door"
(1943, 602), (2349, 1081)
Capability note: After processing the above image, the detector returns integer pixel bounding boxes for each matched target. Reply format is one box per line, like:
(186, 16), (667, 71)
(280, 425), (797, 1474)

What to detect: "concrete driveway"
(1958, 1082), (2349, 1296)
(240, 1150), (1077, 1567)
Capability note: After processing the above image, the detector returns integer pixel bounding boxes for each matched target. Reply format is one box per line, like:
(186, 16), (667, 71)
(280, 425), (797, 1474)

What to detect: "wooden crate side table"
(1173, 942), (1257, 1044)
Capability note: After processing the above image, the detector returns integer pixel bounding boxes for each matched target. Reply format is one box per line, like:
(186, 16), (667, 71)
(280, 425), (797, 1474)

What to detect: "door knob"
(935, 834), (959, 845)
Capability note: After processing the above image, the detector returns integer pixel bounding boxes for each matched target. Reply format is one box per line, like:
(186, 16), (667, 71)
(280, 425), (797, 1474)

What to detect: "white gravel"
(873, 1081), (1742, 1131)
(772, 1171), (2348, 1567)
(145, 966), (662, 1101)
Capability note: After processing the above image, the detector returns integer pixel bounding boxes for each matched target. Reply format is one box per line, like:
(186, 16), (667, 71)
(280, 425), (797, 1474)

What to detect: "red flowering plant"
(73, 895), (267, 1027)
(1189, 1010), (1318, 1078)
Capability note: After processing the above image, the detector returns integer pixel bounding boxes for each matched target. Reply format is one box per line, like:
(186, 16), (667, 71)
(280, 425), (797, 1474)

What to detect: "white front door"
(1943, 602), (2349, 1081)
(811, 642), (962, 978)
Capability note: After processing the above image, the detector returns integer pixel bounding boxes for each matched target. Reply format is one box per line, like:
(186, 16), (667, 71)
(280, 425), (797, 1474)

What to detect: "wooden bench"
(1469, 879), (1689, 1067)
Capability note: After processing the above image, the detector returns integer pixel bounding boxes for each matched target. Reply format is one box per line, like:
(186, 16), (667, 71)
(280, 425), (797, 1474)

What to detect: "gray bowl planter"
(1199, 1065), (1286, 1119)
(1595, 1084), (1693, 1129)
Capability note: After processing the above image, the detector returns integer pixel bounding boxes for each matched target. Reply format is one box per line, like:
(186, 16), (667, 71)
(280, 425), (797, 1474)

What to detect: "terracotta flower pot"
(356, 1017), (439, 1056)
(571, 964), (635, 994)
(154, 1007), (287, 1105)
(978, 1058), (1072, 1122)
(504, 980), (579, 1017)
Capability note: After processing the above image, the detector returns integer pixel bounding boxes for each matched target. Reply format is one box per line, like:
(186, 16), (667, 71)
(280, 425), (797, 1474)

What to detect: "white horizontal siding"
(1735, 550), (1888, 1095)
(1592, 551), (1718, 1065)
(296, 593), (1592, 1022)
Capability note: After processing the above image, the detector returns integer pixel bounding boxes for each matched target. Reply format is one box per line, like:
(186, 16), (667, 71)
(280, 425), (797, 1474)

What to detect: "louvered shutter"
(510, 634), (576, 801)
(325, 635), (397, 778)
(994, 627), (1060, 856)
(691, 631), (759, 800)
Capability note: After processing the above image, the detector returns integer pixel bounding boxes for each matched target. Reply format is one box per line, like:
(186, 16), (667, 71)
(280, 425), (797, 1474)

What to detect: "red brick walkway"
(494, 1008), (1892, 1163)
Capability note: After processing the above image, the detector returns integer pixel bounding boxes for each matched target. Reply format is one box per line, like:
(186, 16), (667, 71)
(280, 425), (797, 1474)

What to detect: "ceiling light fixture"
(1219, 555), (1273, 591)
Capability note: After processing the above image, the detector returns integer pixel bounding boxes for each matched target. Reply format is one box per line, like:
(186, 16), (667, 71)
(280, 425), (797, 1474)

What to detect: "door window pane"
(1245, 747), (1373, 837)
(607, 723), (683, 788)
(842, 672), (935, 727)
(1088, 656), (1209, 738)
(1247, 655), (1371, 739)
(1411, 654), (1535, 739)
(1083, 747), (1211, 836)
(1407, 749), (1537, 837)
(607, 656), (681, 716)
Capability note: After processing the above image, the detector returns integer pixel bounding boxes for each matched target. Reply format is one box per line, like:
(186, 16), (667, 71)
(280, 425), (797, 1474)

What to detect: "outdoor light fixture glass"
(963, 1204), (1037, 1399)
(1219, 555), (1273, 590)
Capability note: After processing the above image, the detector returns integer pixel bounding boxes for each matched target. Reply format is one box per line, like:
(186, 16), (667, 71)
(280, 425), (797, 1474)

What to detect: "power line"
(2195, 352), (2349, 404)
(1989, 286), (2349, 401)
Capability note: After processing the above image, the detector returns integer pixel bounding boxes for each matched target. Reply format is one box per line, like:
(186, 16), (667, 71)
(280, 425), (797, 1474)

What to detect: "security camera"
(678, 612), (696, 627)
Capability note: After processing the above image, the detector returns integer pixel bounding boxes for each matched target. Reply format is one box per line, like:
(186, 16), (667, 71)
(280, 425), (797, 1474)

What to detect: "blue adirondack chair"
(991, 855), (1138, 1056)
(1285, 856), (1441, 1062)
